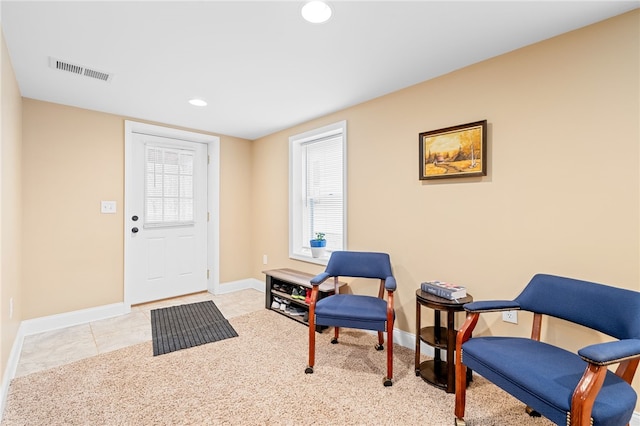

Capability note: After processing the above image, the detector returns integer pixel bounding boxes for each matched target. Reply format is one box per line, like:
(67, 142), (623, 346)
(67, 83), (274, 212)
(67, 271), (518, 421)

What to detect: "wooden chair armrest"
(456, 312), (480, 351)
(570, 363), (608, 426)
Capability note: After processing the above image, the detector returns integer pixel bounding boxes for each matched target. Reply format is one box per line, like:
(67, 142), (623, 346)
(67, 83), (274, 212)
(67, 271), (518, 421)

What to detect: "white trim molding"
(213, 278), (264, 294)
(19, 303), (130, 336)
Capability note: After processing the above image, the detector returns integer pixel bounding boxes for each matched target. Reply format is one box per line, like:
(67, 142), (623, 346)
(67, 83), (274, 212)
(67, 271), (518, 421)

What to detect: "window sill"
(290, 251), (330, 266)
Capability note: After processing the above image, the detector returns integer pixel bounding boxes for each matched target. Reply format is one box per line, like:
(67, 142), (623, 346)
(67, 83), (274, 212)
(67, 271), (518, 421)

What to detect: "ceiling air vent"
(48, 57), (113, 83)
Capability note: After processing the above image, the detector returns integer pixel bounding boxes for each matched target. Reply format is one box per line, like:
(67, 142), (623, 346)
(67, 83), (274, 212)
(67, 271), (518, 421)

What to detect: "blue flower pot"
(310, 239), (326, 258)
(310, 239), (326, 248)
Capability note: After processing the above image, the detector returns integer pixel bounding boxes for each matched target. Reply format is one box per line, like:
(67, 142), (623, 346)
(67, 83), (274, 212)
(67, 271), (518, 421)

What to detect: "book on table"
(421, 280), (467, 300)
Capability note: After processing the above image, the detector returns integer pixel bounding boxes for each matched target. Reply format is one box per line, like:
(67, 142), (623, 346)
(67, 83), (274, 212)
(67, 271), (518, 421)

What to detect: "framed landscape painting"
(419, 120), (487, 180)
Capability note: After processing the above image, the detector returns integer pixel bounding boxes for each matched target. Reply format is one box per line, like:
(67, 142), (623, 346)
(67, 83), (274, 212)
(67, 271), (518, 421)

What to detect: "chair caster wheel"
(454, 418), (466, 426)
(305, 366), (314, 374)
(383, 377), (392, 387)
(331, 338), (338, 344)
(525, 406), (541, 417)
(375, 344), (384, 351)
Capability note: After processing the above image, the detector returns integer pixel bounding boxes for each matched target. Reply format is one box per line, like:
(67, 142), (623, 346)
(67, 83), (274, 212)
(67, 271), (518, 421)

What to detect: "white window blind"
(303, 136), (343, 251)
(145, 145), (195, 226)
(289, 120), (347, 264)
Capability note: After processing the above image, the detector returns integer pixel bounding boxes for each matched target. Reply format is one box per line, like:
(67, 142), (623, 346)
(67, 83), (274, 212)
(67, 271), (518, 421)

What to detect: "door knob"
(132, 227), (139, 233)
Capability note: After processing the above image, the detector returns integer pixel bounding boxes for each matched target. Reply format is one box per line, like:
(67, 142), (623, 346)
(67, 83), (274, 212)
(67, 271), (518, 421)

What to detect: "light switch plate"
(101, 201), (117, 214)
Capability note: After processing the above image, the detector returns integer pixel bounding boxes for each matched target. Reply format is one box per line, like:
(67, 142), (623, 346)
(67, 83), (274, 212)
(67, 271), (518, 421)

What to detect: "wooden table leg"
(434, 309), (442, 362)
(415, 298), (421, 374)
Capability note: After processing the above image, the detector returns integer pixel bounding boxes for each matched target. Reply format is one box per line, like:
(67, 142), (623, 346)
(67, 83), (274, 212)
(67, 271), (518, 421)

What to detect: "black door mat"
(151, 300), (238, 356)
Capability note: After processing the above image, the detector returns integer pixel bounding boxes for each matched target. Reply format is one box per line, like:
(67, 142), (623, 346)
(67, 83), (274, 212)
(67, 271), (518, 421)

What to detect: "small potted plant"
(309, 232), (326, 258)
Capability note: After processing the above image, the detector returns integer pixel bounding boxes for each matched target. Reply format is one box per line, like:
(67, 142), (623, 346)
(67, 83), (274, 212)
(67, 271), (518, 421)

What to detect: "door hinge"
(207, 212), (210, 222)
(207, 155), (210, 165)
(207, 269), (210, 279)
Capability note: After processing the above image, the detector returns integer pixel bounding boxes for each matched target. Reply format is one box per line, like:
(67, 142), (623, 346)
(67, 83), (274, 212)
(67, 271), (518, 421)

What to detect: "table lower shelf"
(419, 326), (449, 349)
(416, 359), (473, 392)
(416, 359), (448, 389)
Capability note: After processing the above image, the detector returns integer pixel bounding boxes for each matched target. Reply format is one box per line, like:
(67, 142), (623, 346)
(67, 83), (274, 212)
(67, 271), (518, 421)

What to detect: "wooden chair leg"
(306, 288), (317, 373)
(384, 295), (394, 386)
(306, 312), (315, 372)
(387, 328), (393, 380)
(455, 362), (468, 421)
(455, 313), (478, 424)
(377, 331), (384, 346)
(331, 326), (340, 343)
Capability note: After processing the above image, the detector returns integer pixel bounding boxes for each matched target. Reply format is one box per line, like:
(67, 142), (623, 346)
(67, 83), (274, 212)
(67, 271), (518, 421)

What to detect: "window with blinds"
(303, 136), (343, 249)
(145, 145), (195, 227)
(289, 121), (347, 263)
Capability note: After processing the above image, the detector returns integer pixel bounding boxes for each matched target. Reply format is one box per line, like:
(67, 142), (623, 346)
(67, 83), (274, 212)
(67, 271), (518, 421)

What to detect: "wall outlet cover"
(502, 310), (518, 324)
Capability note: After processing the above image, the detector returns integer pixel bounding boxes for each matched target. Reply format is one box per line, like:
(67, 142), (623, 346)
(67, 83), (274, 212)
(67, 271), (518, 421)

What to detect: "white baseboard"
(392, 326), (436, 358)
(0, 327), (25, 419)
(19, 302), (131, 337)
(213, 277), (264, 294)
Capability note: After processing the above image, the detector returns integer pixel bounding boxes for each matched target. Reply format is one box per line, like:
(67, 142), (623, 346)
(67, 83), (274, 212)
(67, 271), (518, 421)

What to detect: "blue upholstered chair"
(304, 251), (397, 386)
(454, 274), (640, 426)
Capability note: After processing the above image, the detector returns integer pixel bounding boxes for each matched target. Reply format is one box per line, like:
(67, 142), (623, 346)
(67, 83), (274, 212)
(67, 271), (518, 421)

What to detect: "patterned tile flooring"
(15, 289), (265, 378)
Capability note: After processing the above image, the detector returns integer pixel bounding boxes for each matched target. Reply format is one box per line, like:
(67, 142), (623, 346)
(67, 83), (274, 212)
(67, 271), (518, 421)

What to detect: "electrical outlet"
(502, 310), (518, 324)
(263, 254), (268, 265)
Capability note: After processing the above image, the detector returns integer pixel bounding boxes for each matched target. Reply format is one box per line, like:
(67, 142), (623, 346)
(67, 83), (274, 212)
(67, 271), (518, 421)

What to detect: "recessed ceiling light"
(301, 1), (332, 24)
(189, 98), (207, 107)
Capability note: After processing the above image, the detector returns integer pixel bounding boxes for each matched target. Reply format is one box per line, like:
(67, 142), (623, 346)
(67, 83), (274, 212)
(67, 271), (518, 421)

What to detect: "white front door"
(127, 132), (208, 304)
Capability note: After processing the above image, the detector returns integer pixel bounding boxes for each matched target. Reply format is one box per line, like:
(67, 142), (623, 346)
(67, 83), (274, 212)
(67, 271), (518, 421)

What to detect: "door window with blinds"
(145, 145), (195, 227)
(289, 120), (347, 263)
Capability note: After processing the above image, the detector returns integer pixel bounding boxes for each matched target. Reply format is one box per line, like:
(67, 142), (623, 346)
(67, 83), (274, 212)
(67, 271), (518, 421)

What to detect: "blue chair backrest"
(515, 274), (640, 340)
(325, 251), (393, 280)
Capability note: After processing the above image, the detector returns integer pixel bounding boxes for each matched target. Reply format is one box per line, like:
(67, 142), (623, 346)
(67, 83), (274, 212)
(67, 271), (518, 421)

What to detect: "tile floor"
(15, 289), (265, 378)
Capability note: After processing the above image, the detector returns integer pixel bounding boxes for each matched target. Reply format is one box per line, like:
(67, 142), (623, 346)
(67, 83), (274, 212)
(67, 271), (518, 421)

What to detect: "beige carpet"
(2, 309), (553, 425)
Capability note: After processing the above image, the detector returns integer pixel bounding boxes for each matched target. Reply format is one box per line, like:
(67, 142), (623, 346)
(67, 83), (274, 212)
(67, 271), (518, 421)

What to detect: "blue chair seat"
(315, 294), (389, 331)
(463, 337), (636, 426)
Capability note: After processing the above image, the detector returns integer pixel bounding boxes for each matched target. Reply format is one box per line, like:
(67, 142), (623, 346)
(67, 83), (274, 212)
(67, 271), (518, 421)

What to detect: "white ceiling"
(2, 1), (638, 140)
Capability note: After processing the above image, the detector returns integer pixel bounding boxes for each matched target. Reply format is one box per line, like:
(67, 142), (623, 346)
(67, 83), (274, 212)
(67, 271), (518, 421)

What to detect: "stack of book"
(421, 280), (467, 300)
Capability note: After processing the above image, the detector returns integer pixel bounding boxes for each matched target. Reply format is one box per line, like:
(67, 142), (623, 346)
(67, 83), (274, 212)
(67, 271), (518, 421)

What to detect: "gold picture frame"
(419, 120), (487, 180)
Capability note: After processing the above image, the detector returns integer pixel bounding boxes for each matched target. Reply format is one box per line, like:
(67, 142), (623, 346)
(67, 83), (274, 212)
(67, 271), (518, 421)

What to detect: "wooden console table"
(415, 288), (473, 393)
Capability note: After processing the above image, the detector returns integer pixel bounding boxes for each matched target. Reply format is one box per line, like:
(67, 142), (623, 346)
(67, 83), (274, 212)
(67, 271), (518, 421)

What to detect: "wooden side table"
(415, 288), (473, 393)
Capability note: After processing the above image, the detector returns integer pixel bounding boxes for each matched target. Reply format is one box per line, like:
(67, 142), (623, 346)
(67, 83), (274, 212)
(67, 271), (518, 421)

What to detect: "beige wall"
(22, 101), (124, 318)
(251, 10), (639, 399)
(21, 101), (253, 318)
(1, 29), (22, 381)
(219, 135), (253, 283)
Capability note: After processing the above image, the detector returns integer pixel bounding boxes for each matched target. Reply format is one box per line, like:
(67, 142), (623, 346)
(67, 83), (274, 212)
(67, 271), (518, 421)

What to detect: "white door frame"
(124, 120), (220, 307)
